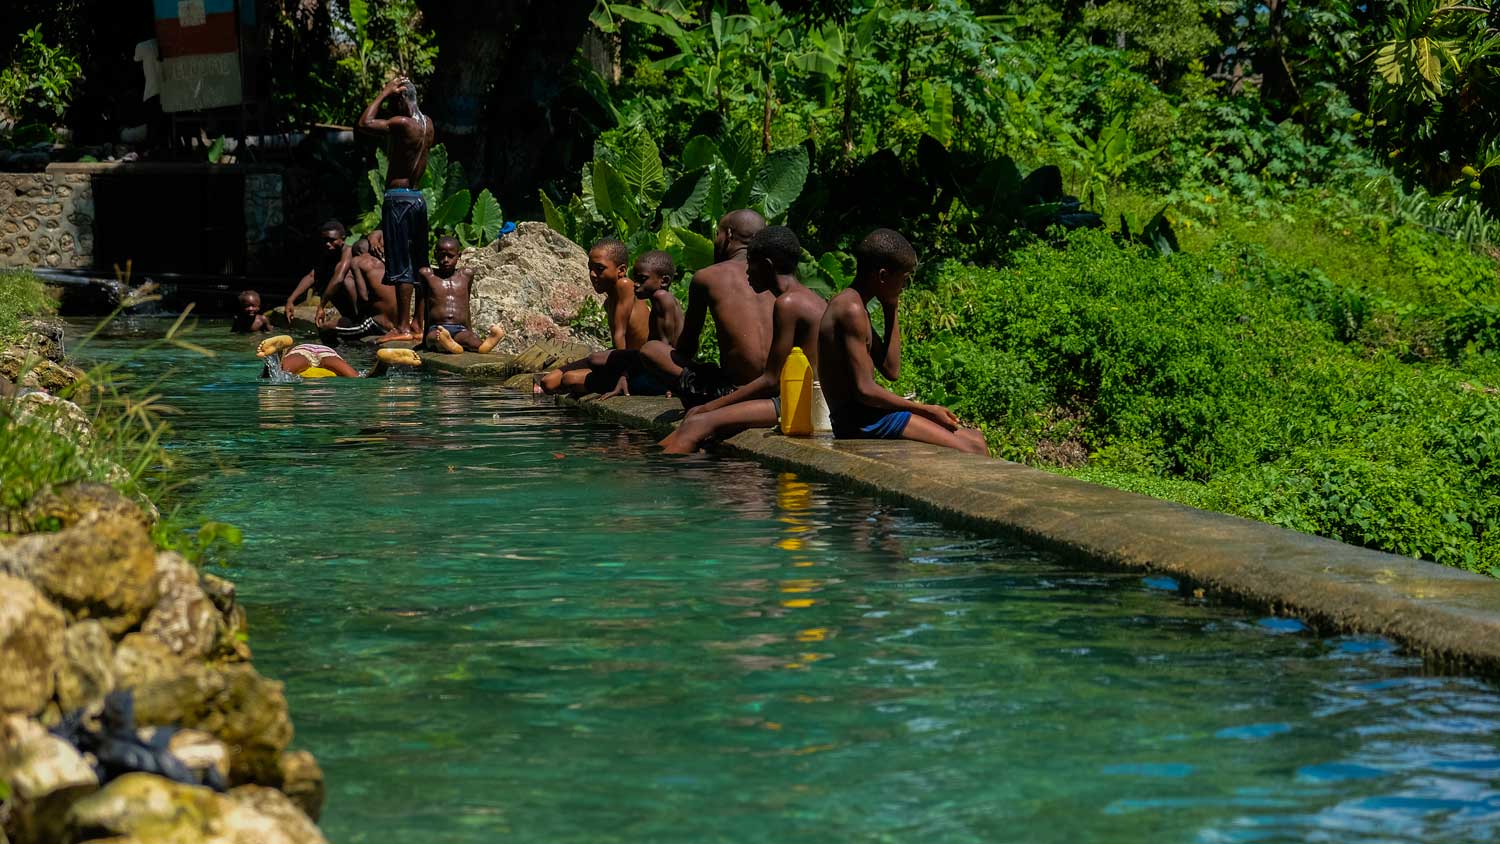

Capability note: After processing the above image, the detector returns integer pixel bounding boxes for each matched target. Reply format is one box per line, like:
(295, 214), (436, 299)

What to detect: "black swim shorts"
(381, 189), (428, 285)
(676, 361), (736, 409)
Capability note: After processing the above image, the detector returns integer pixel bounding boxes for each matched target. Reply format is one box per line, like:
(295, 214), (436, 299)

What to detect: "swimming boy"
(817, 229), (987, 454)
(316, 233), (399, 341)
(660, 227), (825, 453)
(359, 75), (435, 341)
(284, 220), (354, 326)
(635, 210), (773, 408)
(231, 290), (271, 333)
(539, 249), (683, 397)
(256, 335), (421, 378)
(416, 236), (506, 354)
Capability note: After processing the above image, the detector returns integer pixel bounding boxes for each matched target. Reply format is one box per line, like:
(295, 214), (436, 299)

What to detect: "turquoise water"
(82, 322), (1500, 843)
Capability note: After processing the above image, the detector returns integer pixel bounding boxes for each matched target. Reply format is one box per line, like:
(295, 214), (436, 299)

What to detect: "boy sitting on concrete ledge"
(539, 249), (684, 397)
(659, 227), (825, 453)
(817, 229), (988, 455)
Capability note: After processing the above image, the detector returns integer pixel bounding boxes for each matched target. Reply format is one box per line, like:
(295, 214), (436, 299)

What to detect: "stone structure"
(0, 170), (94, 269)
(0, 163), (296, 276)
(461, 222), (608, 353)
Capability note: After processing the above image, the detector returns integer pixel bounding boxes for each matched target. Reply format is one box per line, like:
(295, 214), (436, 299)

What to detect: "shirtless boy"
(284, 221), (354, 325)
(817, 229), (987, 454)
(536, 238), (645, 394)
(231, 290), (271, 333)
(417, 237), (506, 354)
(660, 227), (825, 453)
(636, 209), (773, 408)
(256, 335), (421, 378)
(539, 249), (683, 396)
(316, 232), (399, 341)
(358, 75), (435, 341)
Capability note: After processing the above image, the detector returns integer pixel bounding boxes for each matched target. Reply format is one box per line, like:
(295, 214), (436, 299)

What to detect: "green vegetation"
(897, 232), (1498, 572)
(0, 25), (82, 143)
(0, 269), (55, 344)
(0, 271), (240, 564)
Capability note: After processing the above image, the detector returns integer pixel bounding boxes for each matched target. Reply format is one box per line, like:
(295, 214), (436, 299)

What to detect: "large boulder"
(112, 635), (293, 785)
(65, 773), (327, 844)
(275, 750), (325, 822)
(462, 222), (605, 353)
(0, 575), (67, 716)
(141, 552), (226, 661)
(0, 714), (99, 844)
(0, 509), (160, 636)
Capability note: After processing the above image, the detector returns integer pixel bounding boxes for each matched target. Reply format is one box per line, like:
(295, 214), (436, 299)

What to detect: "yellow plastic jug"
(779, 346), (814, 436)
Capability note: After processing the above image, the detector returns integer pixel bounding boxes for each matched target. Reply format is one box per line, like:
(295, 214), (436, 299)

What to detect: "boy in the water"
(284, 220), (354, 326)
(659, 227), (825, 453)
(817, 229), (987, 454)
(416, 236), (506, 354)
(231, 290), (271, 333)
(540, 250), (684, 397)
(256, 335), (421, 378)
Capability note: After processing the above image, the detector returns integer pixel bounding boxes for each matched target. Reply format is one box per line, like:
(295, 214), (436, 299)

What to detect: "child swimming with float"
(256, 335), (421, 378)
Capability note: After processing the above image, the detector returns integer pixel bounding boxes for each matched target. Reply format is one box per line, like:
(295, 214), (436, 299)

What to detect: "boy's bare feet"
(477, 324), (506, 354)
(256, 335), (294, 358)
(377, 347), (423, 367)
(433, 326), (464, 354)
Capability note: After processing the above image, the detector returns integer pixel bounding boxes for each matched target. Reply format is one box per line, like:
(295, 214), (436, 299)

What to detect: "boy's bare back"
(690, 260), (774, 383)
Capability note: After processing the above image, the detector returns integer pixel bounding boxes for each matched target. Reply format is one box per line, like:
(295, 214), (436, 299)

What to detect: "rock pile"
(0, 488), (325, 844)
(461, 222), (607, 353)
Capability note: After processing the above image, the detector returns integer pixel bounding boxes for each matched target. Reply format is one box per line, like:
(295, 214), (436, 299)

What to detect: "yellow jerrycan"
(779, 346), (814, 436)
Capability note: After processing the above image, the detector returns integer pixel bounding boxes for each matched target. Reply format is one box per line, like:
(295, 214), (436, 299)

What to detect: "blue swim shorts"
(831, 405), (911, 439)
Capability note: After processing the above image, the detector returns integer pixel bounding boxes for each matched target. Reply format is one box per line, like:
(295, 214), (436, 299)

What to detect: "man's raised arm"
(358, 78), (405, 135)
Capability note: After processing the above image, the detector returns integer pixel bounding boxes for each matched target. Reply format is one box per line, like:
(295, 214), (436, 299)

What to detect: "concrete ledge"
(561, 394), (1500, 676)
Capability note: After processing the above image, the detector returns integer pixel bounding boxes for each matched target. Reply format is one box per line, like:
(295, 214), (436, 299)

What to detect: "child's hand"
(922, 404), (960, 430)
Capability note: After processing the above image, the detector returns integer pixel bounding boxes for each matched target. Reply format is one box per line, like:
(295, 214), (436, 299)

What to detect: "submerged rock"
(65, 772), (327, 844)
(0, 714), (99, 844)
(463, 222), (605, 353)
(0, 508), (160, 636)
(0, 574), (66, 716)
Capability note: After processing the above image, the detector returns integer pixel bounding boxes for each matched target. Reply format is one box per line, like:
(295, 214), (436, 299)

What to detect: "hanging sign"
(152, 0), (243, 112)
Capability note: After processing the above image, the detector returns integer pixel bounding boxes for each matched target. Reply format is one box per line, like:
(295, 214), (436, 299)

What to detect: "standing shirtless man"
(636, 209), (773, 408)
(358, 75), (435, 342)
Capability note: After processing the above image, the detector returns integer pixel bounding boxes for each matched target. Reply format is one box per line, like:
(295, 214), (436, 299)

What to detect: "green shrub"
(897, 229), (1499, 571)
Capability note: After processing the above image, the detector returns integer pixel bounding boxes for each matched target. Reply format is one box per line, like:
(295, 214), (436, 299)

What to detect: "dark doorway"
(92, 168), (246, 280)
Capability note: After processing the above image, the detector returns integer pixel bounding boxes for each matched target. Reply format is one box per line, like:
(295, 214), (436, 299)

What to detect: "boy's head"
(396, 79), (420, 115)
(318, 220), (347, 253)
(434, 236), (461, 272)
(853, 228), (917, 302)
(237, 289), (261, 316)
(588, 238), (629, 293)
(351, 238), (370, 257)
(715, 209), (766, 262)
(632, 250), (676, 300)
(745, 226), (801, 292)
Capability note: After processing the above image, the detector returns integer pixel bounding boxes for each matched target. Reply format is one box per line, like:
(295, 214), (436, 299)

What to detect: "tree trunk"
(420, 0), (595, 209)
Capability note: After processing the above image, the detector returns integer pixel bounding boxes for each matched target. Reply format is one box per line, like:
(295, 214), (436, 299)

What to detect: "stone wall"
(0, 171), (94, 270)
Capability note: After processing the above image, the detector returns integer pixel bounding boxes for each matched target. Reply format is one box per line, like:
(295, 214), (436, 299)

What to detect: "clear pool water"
(80, 321), (1500, 842)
